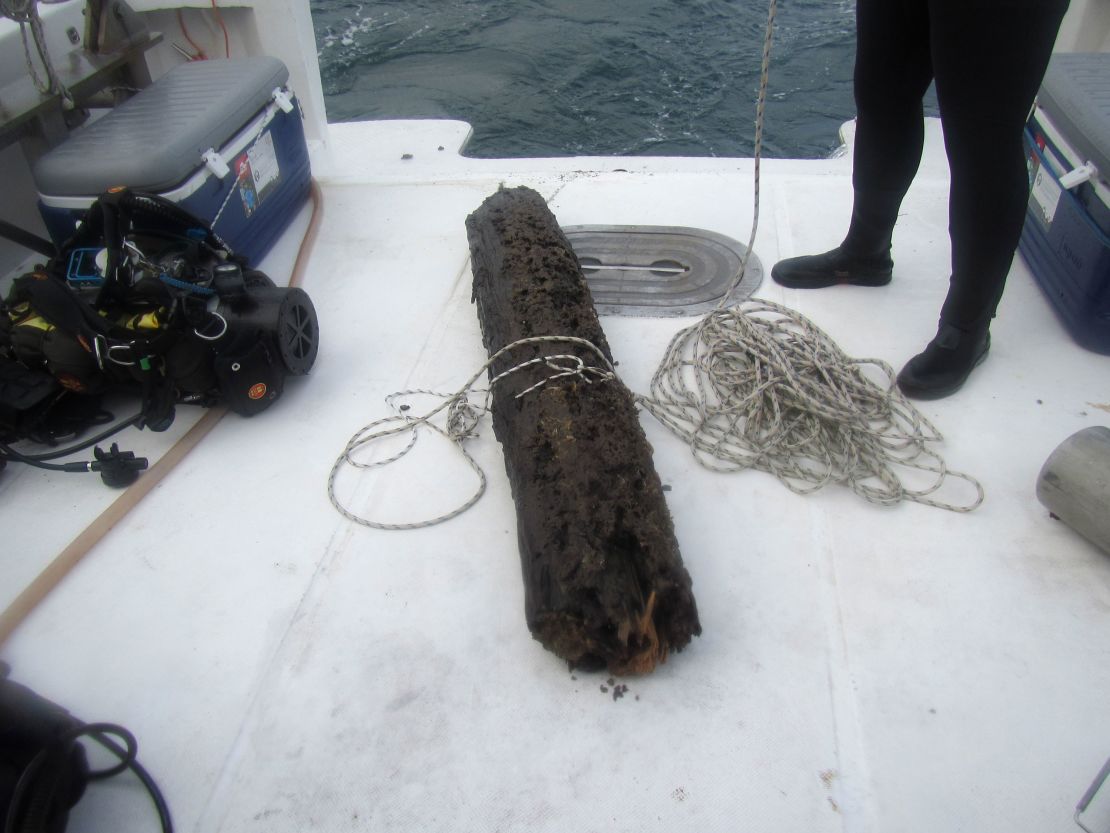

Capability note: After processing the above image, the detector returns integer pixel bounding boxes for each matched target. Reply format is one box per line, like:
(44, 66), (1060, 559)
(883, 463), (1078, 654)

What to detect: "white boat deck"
(2, 118), (1108, 833)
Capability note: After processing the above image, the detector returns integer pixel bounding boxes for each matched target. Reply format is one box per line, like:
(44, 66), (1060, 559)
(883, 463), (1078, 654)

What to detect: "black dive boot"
(771, 188), (902, 289)
(896, 323), (991, 400)
(771, 246), (893, 288)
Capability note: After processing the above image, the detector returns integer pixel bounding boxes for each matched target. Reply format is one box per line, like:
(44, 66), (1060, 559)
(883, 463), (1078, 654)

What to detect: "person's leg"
(772, 0), (933, 288)
(931, 0), (1069, 329)
(896, 0), (1069, 398)
(847, 0), (934, 252)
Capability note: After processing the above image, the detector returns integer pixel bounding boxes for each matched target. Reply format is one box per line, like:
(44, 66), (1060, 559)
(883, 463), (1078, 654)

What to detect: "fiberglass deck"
(2, 118), (1108, 833)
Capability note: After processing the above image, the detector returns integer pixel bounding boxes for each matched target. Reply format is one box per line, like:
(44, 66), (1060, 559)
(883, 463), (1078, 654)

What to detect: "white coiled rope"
(637, 299), (984, 511)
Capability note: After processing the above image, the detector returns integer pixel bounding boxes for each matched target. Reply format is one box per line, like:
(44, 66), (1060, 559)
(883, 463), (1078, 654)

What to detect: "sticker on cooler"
(235, 131), (282, 218)
(1031, 164), (1062, 228)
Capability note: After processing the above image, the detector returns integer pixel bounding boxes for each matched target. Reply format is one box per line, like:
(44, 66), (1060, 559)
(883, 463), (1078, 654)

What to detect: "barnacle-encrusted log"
(466, 186), (701, 674)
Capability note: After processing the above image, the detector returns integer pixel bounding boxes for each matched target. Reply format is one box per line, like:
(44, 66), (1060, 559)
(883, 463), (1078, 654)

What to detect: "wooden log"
(466, 186), (701, 675)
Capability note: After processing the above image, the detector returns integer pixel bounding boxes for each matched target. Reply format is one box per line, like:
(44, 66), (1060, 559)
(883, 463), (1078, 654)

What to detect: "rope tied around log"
(328, 335), (617, 530)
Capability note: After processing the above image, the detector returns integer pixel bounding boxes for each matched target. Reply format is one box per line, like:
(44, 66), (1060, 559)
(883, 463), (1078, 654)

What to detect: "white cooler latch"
(1058, 161), (1100, 190)
(271, 87), (294, 114)
(202, 149), (230, 179)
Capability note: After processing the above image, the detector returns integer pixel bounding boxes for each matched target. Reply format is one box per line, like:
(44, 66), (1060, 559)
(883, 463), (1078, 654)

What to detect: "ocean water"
(310, 0), (864, 159)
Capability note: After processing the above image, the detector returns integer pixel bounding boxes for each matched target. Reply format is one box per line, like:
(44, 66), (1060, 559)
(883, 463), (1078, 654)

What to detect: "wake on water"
(309, 0), (867, 159)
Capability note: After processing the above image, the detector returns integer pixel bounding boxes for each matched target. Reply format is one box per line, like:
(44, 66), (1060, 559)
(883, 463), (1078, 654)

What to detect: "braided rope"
(731, 0), (776, 307)
(5, 0), (74, 106)
(637, 299), (984, 511)
(328, 336), (616, 530)
(19, 19), (48, 93)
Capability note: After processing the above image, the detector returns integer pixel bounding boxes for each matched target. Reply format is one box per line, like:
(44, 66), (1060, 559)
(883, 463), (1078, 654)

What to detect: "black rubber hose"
(126, 192), (235, 255)
(4, 413), (142, 461)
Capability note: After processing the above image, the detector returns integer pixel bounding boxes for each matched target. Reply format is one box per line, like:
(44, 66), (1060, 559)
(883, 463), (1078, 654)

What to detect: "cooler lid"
(33, 57), (290, 196)
(1038, 53), (1110, 180)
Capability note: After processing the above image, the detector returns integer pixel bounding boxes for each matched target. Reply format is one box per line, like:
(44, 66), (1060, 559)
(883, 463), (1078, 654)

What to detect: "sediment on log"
(465, 185), (701, 675)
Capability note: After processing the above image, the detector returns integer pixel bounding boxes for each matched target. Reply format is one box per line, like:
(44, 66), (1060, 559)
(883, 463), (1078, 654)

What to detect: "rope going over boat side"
(634, 0), (984, 512)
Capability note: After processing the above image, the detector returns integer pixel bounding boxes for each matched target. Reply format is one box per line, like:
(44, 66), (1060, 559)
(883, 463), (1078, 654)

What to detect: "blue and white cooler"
(32, 57), (311, 266)
(1020, 52), (1110, 355)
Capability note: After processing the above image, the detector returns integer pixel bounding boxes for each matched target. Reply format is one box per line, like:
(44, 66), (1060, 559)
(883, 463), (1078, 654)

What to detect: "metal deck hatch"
(563, 225), (763, 317)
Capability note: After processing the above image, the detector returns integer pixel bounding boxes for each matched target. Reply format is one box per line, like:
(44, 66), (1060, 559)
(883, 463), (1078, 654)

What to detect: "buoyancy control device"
(0, 188), (319, 485)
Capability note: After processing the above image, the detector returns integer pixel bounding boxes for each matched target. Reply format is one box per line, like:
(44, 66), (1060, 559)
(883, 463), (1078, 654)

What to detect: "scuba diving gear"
(0, 359), (60, 438)
(0, 188), (319, 484)
(0, 440), (148, 487)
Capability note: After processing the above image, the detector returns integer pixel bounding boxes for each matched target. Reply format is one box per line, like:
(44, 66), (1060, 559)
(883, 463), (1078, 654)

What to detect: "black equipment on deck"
(0, 188), (319, 485)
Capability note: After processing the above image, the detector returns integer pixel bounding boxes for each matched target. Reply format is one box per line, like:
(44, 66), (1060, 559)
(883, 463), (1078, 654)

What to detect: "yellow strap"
(14, 314), (53, 333)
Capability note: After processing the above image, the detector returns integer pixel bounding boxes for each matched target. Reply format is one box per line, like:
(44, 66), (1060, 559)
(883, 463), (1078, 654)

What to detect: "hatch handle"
(1076, 756), (1110, 833)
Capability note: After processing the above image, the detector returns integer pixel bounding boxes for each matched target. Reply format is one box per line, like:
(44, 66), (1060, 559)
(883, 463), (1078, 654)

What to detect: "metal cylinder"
(1036, 426), (1110, 555)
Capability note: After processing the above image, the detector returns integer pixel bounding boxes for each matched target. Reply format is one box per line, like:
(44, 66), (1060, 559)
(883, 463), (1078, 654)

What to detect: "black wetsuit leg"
(928, 0), (1070, 330)
(852, 0), (1068, 329)
(847, 0), (934, 256)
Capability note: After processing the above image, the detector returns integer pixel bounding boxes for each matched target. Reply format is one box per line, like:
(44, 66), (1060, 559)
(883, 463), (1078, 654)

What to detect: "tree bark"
(466, 186), (701, 675)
